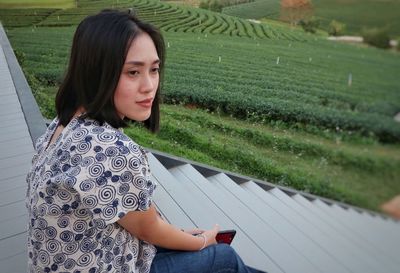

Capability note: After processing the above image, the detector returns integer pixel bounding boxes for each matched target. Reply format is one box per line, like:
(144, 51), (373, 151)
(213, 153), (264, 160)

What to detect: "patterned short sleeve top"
(26, 116), (157, 273)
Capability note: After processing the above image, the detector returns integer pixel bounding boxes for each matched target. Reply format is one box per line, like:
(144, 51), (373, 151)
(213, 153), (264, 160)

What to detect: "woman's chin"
(127, 113), (151, 122)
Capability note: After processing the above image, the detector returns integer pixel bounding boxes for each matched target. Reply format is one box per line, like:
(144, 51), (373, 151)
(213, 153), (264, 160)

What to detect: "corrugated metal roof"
(0, 23), (33, 273)
(1, 23), (399, 273)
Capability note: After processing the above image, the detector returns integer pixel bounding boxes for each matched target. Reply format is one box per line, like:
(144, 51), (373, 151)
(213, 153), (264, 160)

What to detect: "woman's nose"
(140, 74), (156, 93)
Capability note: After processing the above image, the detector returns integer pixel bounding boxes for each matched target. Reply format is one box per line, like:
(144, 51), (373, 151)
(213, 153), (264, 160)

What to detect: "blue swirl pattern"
(27, 117), (157, 272)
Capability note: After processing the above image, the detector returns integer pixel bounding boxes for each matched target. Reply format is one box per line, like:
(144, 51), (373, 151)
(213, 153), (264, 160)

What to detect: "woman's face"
(114, 32), (160, 122)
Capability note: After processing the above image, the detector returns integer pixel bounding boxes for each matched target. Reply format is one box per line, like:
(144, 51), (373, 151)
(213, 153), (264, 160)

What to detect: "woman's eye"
(128, 71), (139, 76)
(151, 67), (160, 73)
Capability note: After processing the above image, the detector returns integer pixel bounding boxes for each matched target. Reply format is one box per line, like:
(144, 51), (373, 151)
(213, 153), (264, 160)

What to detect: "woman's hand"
(196, 224), (220, 249)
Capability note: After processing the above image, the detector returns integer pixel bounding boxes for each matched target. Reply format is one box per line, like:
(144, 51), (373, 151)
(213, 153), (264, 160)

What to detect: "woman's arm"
(117, 204), (219, 251)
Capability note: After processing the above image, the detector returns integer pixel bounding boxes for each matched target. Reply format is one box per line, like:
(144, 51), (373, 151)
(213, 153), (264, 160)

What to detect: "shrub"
(328, 20), (346, 36)
(199, 0), (223, 12)
(362, 27), (391, 49)
(199, 0), (253, 12)
(299, 17), (319, 33)
(13, 49), (25, 66)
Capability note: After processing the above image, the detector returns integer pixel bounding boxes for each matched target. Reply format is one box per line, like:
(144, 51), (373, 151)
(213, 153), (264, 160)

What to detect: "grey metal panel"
(330, 203), (400, 266)
(0, 200), (26, 222)
(0, 165), (29, 181)
(0, 111), (26, 122)
(354, 208), (400, 244)
(354, 208), (400, 251)
(0, 103), (24, 115)
(168, 164), (280, 273)
(0, 143), (34, 159)
(269, 187), (379, 273)
(312, 199), (399, 272)
(0, 214), (27, 240)
(207, 173), (318, 273)
(0, 118), (27, 130)
(291, 193), (384, 273)
(213, 177), (349, 273)
(331, 202), (398, 247)
(0, 154), (34, 170)
(0, 185), (26, 207)
(0, 251), (27, 273)
(0, 126), (30, 142)
(0, 136), (32, 148)
(0, 23), (47, 143)
(150, 173), (195, 228)
(0, 232), (26, 259)
(0, 175), (26, 192)
(242, 181), (361, 273)
(0, 93), (20, 105)
(147, 154), (201, 229)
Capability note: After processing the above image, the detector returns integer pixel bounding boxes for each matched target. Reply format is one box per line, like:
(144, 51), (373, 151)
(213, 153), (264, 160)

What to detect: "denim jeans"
(149, 244), (267, 273)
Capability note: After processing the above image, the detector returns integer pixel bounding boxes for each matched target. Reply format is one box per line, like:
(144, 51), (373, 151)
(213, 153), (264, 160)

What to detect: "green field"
(2, 0), (400, 211)
(222, 0), (280, 20)
(0, 0), (75, 9)
(223, 0), (400, 36)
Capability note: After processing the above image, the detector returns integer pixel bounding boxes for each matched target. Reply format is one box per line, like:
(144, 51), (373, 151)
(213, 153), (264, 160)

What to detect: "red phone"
(215, 229), (236, 245)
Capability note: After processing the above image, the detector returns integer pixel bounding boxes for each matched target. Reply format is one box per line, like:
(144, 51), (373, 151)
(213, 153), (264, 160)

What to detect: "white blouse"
(26, 116), (157, 273)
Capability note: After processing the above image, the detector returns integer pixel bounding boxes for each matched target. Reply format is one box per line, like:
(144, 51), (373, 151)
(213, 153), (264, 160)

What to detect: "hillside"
(222, 0), (400, 36)
(1, 0), (400, 210)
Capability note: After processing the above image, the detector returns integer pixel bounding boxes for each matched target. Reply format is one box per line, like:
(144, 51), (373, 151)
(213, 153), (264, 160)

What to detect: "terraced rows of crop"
(0, 0), (306, 41)
(0, 8), (57, 26)
(134, 0), (305, 40)
(223, 0), (400, 36)
(222, 0), (280, 20)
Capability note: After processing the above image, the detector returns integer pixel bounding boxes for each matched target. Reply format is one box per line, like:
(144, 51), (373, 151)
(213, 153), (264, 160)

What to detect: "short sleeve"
(71, 134), (156, 225)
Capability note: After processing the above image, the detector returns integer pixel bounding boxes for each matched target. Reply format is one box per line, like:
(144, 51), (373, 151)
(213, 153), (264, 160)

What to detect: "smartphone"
(215, 229), (236, 245)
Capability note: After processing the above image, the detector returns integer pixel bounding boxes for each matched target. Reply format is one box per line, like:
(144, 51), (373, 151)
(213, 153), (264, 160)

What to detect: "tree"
(362, 27), (391, 49)
(299, 17), (319, 33)
(328, 20), (346, 36)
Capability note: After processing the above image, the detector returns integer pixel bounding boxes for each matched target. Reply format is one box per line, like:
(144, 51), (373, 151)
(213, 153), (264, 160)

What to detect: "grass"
(0, 0), (75, 9)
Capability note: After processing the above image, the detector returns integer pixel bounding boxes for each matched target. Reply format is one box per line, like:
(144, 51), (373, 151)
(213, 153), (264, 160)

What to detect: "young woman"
(26, 10), (266, 273)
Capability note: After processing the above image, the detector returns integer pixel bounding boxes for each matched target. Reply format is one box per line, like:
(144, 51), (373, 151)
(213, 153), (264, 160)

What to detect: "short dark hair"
(56, 9), (165, 132)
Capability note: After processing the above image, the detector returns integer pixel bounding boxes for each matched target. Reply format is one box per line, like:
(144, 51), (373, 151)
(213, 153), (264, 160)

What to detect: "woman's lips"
(136, 98), (153, 108)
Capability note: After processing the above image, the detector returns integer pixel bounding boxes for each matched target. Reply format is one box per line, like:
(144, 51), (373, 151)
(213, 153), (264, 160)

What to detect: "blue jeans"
(150, 244), (266, 273)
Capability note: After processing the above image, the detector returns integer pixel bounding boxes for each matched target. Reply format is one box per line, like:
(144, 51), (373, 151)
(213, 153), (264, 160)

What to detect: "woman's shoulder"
(68, 117), (144, 158)
(34, 117), (59, 151)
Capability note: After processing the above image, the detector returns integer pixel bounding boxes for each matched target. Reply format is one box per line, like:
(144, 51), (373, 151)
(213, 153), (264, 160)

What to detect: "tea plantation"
(222, 0), (400, 36)
(1, 0), (400, 210)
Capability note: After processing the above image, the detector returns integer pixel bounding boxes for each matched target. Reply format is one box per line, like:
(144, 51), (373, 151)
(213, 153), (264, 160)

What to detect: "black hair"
(56, 9), (165, 132)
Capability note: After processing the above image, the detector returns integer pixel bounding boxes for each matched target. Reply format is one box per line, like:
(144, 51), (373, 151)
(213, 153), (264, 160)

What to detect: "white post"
(348, 73), (352, 86)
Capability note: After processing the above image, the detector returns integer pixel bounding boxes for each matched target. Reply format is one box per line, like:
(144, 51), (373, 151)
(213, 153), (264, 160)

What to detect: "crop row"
(0, 0), (307, 41)
(0, 9), (57, 27)
(222, 0), (280, 20)
(163, 84), (400, 142)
